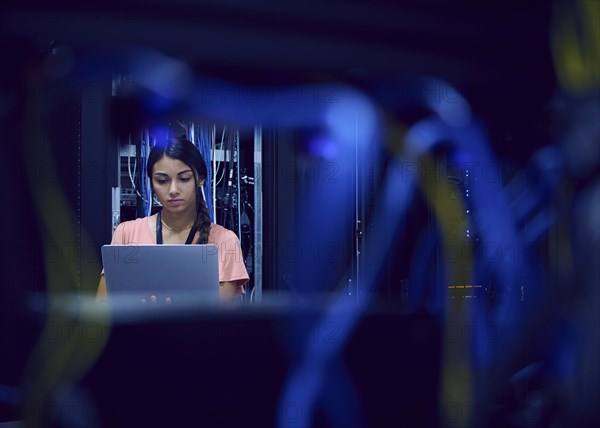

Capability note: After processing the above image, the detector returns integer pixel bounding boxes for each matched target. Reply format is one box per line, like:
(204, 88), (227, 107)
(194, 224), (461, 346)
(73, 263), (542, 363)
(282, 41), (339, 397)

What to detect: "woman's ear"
(198, 177), (205, 186)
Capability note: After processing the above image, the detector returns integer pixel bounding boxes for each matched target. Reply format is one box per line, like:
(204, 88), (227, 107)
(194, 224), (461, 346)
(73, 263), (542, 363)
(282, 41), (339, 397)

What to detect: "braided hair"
(147, 135), (212, 244)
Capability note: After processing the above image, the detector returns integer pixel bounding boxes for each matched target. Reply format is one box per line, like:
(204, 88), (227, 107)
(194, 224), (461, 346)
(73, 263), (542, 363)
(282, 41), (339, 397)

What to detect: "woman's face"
(152, 156), (203, 216)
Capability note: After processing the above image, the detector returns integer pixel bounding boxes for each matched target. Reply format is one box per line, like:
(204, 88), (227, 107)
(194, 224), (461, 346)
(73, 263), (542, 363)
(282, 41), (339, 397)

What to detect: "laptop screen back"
(101, 244), (220, 304)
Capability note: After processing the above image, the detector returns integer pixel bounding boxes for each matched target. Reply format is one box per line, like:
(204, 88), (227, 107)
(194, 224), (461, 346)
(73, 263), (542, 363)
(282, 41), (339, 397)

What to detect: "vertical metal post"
(235, 128), (242, 241)
(354, 115), (361, 303)
(253, 125), (263, 302)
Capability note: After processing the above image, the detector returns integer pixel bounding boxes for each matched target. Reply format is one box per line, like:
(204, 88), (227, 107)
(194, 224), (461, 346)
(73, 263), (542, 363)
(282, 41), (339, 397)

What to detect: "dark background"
(1, 1), (586, 427)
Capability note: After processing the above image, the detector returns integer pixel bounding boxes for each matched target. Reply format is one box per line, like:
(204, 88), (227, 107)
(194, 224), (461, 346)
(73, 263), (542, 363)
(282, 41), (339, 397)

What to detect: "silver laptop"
(101, 244), (220, 305)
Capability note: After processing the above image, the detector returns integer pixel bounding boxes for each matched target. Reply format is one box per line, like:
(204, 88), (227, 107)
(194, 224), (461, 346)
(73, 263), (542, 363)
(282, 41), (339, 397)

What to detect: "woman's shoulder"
(112, 216), (153, 244)
(116, 217), (149, 232)
(208, 223), (239, 243)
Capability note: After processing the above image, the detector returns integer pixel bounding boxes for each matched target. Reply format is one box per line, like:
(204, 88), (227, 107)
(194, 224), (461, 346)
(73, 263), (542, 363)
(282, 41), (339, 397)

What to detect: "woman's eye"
(180, 177), (191, 182)
(156, 179), (167, 185)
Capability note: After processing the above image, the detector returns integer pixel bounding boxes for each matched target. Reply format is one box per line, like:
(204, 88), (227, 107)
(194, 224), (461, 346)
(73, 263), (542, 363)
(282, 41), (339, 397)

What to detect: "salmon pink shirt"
(102, 217), (249, 296)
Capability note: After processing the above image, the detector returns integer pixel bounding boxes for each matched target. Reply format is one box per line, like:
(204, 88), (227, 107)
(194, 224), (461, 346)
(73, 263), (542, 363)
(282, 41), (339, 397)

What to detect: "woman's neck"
(160, 209), (196, 232)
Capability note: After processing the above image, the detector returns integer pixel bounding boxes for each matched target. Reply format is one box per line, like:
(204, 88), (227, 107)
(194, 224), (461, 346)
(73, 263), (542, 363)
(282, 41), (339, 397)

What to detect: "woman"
(97, 135), (249, 303)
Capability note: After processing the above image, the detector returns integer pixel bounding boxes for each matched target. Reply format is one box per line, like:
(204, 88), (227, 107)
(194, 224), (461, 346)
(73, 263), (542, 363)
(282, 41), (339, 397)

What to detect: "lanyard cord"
(156, 210), (198, 245)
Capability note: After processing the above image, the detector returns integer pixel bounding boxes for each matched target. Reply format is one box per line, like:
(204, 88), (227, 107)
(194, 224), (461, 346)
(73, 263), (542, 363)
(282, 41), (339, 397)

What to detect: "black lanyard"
(156, 210), (198, 245)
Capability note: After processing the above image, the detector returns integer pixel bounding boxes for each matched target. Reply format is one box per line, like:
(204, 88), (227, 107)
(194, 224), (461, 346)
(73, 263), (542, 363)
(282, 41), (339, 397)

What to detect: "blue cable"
(193, 124), (214, 221)
(143, 130), (152, 216)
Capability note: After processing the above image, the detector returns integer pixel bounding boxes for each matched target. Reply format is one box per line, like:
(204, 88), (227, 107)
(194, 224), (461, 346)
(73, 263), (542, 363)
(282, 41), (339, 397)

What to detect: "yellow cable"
(20, 71), (111, 428)
(417, 154), (474, 428)
(551, 0), (600, 95)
